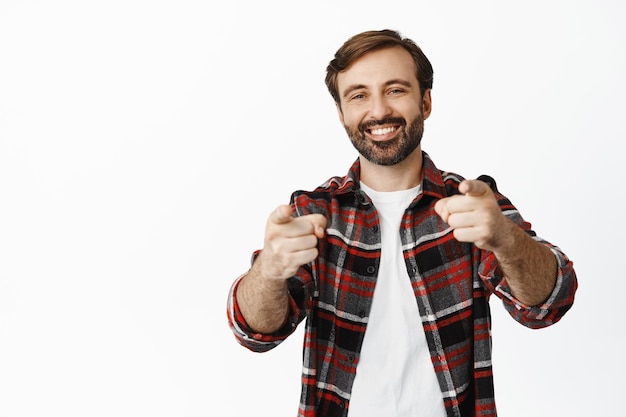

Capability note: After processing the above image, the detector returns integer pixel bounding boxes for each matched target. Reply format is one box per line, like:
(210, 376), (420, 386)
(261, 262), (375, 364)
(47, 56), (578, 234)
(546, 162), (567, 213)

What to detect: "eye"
(349, 93), (366, 101)
(388, 88), (405, 95)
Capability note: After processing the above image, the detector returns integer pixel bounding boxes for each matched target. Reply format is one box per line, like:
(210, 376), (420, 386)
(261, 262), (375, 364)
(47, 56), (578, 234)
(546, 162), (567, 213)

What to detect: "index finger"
(269, 204), (295, 225)
(459, 179), (492, 197)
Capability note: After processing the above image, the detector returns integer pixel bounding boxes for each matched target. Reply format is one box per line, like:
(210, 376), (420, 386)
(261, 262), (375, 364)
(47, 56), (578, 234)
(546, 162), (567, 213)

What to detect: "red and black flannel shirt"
(227, 152), (577, 417)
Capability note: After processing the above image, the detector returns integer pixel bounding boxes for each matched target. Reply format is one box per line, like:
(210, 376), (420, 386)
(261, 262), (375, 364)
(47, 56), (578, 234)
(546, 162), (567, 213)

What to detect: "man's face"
(335, 46), (431, 166)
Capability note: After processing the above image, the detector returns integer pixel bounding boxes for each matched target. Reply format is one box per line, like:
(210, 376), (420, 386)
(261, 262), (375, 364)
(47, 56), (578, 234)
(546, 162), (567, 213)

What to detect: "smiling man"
(338, 47), (429, 175)
(227, 29), (577, 417)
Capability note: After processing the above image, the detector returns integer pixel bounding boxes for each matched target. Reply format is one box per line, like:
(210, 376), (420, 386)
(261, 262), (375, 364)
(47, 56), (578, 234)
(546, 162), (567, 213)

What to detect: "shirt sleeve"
(226, 267), (312, 352)
(478, 220), (578, 329)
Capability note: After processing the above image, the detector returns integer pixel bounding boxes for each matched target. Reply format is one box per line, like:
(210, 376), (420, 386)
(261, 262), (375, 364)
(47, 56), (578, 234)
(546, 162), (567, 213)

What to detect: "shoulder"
(423, 153), (500, 196)
(421, 152), (467, 198)
(290, 176), (356, 217)
(289, 159), (361, 216)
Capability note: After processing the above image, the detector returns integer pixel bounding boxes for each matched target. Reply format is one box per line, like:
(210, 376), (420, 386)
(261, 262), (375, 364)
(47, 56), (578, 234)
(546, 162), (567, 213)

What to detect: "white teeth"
(370, 127), (396, 135)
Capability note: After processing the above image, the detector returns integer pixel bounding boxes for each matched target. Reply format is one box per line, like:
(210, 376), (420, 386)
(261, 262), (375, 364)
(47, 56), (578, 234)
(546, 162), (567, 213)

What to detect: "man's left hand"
(434, 179), (509, 252)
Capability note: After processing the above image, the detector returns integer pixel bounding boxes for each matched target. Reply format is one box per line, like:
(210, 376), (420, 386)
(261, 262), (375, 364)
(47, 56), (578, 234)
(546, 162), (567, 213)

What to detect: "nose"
(368, 94), (393, 120)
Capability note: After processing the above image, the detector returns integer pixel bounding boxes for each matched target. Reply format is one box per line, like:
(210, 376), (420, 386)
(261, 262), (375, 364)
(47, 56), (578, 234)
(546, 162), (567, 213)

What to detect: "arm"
(435, 179), (557, 306)
(236, 258), (291, 334)
(485, 215), (556, 305)
(236, 204), (326, 334)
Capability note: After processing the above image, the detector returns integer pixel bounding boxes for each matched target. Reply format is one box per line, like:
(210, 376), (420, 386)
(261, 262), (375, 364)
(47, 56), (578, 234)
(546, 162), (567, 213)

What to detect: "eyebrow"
(341, 79), (414, 100)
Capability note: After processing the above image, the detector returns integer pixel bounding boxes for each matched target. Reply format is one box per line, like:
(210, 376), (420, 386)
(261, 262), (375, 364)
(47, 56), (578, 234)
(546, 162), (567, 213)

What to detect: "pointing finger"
(269, 204), (294, 225)
(268, 205), (328, 237)
(459, 179), (491, 197)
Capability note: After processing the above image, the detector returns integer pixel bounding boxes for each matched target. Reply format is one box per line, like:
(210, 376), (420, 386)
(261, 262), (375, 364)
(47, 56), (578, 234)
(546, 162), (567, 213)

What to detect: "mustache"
(359, 117), (406, 132)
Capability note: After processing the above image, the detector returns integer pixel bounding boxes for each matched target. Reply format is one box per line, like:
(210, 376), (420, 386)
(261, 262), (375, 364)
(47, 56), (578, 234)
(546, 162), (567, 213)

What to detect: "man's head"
(325, 29), (433, 107)
(326, 29), (434, 166)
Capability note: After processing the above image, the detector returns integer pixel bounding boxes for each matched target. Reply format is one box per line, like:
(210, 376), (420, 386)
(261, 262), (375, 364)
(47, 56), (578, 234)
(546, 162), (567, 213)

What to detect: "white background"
(1, 0), (624, 416)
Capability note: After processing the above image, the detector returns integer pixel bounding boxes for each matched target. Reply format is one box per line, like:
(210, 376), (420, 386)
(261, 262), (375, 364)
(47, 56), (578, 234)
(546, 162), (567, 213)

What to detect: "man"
(227, 29), (577, 417)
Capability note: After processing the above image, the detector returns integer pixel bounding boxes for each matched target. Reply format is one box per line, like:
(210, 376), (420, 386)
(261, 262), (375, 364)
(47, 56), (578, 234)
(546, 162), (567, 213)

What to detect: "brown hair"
(325, 29), (434, 104)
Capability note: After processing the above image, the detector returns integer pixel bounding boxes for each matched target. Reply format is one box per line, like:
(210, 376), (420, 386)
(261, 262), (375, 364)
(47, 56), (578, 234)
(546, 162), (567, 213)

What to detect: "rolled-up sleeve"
(226, 270), (310, 352)
(480, 241), (577, 329)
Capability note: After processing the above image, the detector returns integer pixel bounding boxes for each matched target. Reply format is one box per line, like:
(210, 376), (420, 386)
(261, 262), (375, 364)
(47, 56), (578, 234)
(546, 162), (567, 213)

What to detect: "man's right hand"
(256, 204), (327, 281)
(236, 205), (327, 334)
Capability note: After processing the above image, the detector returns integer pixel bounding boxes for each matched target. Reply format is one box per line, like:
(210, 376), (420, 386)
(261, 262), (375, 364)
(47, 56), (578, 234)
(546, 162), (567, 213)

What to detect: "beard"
(344, 112), (424, 166)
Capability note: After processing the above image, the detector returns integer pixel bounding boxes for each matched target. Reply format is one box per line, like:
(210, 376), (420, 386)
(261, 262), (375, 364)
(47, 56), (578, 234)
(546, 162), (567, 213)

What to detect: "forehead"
(336, 46), (418, 93)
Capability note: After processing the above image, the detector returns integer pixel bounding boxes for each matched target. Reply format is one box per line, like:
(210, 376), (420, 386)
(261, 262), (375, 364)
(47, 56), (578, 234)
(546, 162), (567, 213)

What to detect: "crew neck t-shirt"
(347, 182), (446, 417)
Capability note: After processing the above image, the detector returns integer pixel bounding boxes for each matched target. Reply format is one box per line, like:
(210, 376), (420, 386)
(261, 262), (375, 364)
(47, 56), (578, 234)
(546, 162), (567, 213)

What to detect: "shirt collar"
(332, 151), (448, 199)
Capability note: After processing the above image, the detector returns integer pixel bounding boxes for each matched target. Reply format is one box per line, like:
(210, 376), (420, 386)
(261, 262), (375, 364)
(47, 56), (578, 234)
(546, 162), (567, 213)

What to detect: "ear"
(422, 89), (432, 120)
(335, 102), (345, 124)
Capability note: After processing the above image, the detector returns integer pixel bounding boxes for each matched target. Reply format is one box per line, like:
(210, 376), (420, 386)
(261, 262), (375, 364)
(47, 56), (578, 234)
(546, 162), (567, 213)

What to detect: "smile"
(369, 126), (397, 136)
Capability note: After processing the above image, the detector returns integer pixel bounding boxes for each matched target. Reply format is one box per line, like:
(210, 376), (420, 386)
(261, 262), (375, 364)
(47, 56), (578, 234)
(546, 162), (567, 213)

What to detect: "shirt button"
(347, 354), (355, 362)
(366, 266), (375, 274)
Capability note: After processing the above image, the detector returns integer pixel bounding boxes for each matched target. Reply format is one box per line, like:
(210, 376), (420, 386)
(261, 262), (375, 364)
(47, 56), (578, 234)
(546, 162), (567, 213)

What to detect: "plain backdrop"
(1, 1), (624, 416)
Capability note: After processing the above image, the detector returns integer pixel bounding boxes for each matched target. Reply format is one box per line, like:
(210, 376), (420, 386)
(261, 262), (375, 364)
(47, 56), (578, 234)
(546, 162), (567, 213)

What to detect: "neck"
(359, 148), (424, 192)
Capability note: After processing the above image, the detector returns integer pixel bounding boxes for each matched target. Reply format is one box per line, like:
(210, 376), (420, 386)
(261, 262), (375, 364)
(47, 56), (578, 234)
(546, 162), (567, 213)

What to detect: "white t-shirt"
(347, 182), (446, 417)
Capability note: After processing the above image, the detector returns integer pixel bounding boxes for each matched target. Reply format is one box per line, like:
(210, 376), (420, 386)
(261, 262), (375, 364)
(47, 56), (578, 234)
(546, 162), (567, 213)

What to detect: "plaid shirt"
(227, 152), (577, 417)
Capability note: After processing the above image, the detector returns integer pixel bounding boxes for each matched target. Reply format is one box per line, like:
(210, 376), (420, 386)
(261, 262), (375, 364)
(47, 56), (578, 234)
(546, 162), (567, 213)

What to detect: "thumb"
(308, 214), (328, 239)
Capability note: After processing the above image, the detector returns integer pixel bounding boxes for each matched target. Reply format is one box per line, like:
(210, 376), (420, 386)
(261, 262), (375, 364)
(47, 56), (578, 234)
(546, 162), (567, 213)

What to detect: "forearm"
(493, 218), (557, 306)
(235, 257), (290, 334)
